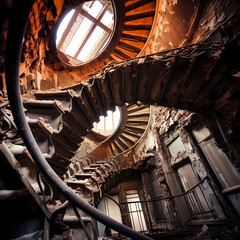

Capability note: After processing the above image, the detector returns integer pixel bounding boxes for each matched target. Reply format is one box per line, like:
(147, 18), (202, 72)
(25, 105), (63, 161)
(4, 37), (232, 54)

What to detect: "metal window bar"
(135, 202), (146, 233)
(185, 186), (214, 220)
(145, 201), (153, 233)
(120, 177), (217, 233)
(125, 190), (148, 233)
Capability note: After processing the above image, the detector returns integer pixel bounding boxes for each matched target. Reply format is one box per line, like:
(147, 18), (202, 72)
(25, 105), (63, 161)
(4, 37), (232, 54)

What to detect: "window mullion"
(57, 5), (83, 51)
(73, 4), (109, 59)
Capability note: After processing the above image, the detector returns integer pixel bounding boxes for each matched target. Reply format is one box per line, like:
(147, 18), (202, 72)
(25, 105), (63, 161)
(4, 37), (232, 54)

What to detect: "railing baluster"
(119, 177), (218, 234)
(145, 201), (152, 233)
(193, 189), (204, 217)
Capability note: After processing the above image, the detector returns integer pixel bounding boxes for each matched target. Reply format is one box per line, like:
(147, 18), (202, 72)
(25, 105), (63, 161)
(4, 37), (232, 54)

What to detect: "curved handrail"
(5, 1), (152, 239)
(103, 193), (123, 214)
(120, 176), (209, 204)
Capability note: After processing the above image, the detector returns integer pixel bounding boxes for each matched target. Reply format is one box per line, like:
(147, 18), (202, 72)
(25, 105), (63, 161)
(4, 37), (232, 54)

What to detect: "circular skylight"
(93, 107), (121, 136)
(56, 0), (115, 66)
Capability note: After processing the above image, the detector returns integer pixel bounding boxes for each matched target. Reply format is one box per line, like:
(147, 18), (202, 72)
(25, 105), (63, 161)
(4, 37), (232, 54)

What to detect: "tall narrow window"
(97, 195), (122, 236)
(176, 161), (211, 218)
(125, 189), (147, 232)
(192, 124), (240, 216)
(192, 125), (240, 189)
(56, 0), (115, 65)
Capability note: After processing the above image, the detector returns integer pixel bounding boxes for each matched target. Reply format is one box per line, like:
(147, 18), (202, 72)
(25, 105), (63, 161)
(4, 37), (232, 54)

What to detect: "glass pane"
(92, 107), (121, 136)
(56, 9), (75, 44)
(101, 10), (114, 27)
(105, 110), (113, 130)
(201, 138), (240, 188)
(125, 189), (147, 232)
(65, 17), (92, 57)
(97, 195), (122, 236)
(77, 26), (105, 62)
(97, 116), (105, 130)
(177, 163), (198, 190)
(177, 163), (210, 213)
(168, 137), (185, 158)
(83, 0), (103, 18)
(192, 126), (211, 143)
(113, 108), (120, 129)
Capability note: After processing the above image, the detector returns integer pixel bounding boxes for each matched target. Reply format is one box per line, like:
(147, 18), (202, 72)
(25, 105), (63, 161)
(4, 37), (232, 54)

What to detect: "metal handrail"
(119, 177), (216, 233)
(5, 1), (152, 239)
(104, 193), (123, 214)
(120, 176), (209, 204)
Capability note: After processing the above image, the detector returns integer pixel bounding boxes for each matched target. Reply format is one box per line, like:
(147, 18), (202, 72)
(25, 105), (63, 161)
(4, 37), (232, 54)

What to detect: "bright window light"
(101, 11), (114, 27)
(65, 17), (92, 57)
(97, 116), (105, 130)
(93, 107), (121, 136)
(106, 110), (113, 130)
(77, 26), (104, 62)
(56, 0), (114, 66)
(87, 1), (103, 18)
(56, 9), (75, 44)
(114, 108), (120, 128)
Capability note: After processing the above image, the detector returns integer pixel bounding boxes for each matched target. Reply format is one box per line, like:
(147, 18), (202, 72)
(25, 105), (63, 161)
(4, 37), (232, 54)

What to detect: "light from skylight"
(106, 110), (113, 130)
(87, 0), (103, 18)
(65, 17), (92, 57)
(77, 26), (104, 62)
(97, 116), (105, 130)
(114, 108), (120, 128)
(101, 11), (114, 27)
(93, 107), (121, 136)
(56, 9), (75, 44)
(56, 0), (115, 66)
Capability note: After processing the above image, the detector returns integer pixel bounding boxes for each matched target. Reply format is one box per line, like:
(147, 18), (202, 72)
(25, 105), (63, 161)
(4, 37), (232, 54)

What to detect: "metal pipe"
(0, 142), (52, 219)
(71, 204), (93, 240)
(5, 1), (152, 239)
(103, 193), (123, 214)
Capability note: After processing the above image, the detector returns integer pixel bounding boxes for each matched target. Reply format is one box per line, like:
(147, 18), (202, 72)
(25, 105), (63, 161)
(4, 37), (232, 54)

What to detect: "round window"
(93, 107), (121, 136)
(56, 0), (115, 66)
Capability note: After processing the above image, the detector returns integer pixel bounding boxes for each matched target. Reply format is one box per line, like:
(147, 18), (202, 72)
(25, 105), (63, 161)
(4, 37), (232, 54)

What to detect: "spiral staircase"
(1, 0), (240, 238)
(55, 0), (156, 64)
(110, 0), (156, 61)
(6, 40), (238, 206)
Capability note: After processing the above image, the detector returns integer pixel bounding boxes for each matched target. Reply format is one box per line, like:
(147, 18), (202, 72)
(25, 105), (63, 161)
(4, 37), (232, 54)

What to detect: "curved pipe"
(103, 193), (123, 214)
(5, 1), (152, 239)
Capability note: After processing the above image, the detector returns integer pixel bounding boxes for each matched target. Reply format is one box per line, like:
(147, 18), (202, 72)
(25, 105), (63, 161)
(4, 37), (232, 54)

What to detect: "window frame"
(56, 0), (115, 65)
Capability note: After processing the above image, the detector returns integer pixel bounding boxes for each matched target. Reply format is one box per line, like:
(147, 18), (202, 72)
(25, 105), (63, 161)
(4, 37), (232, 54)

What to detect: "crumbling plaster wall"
(1, 0), (200, 91)
(134, 106), (227, 220)
(190, 0), (240, 43)
(141, 0), (240, 55)
(141, 0), (196, 55)
(1, 0), (239, 91)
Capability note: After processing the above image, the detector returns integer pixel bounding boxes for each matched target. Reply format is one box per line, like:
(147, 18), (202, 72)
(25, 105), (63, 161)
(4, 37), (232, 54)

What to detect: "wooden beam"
(118, 41), (141, 53)
(80, 9), (112, 33)
(124, 24), (152, 30)
(122, 33), (147, 42)
(125, 0), (154, 12)
(113, 49), (132, 60)
(125, 11), (155, 22)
